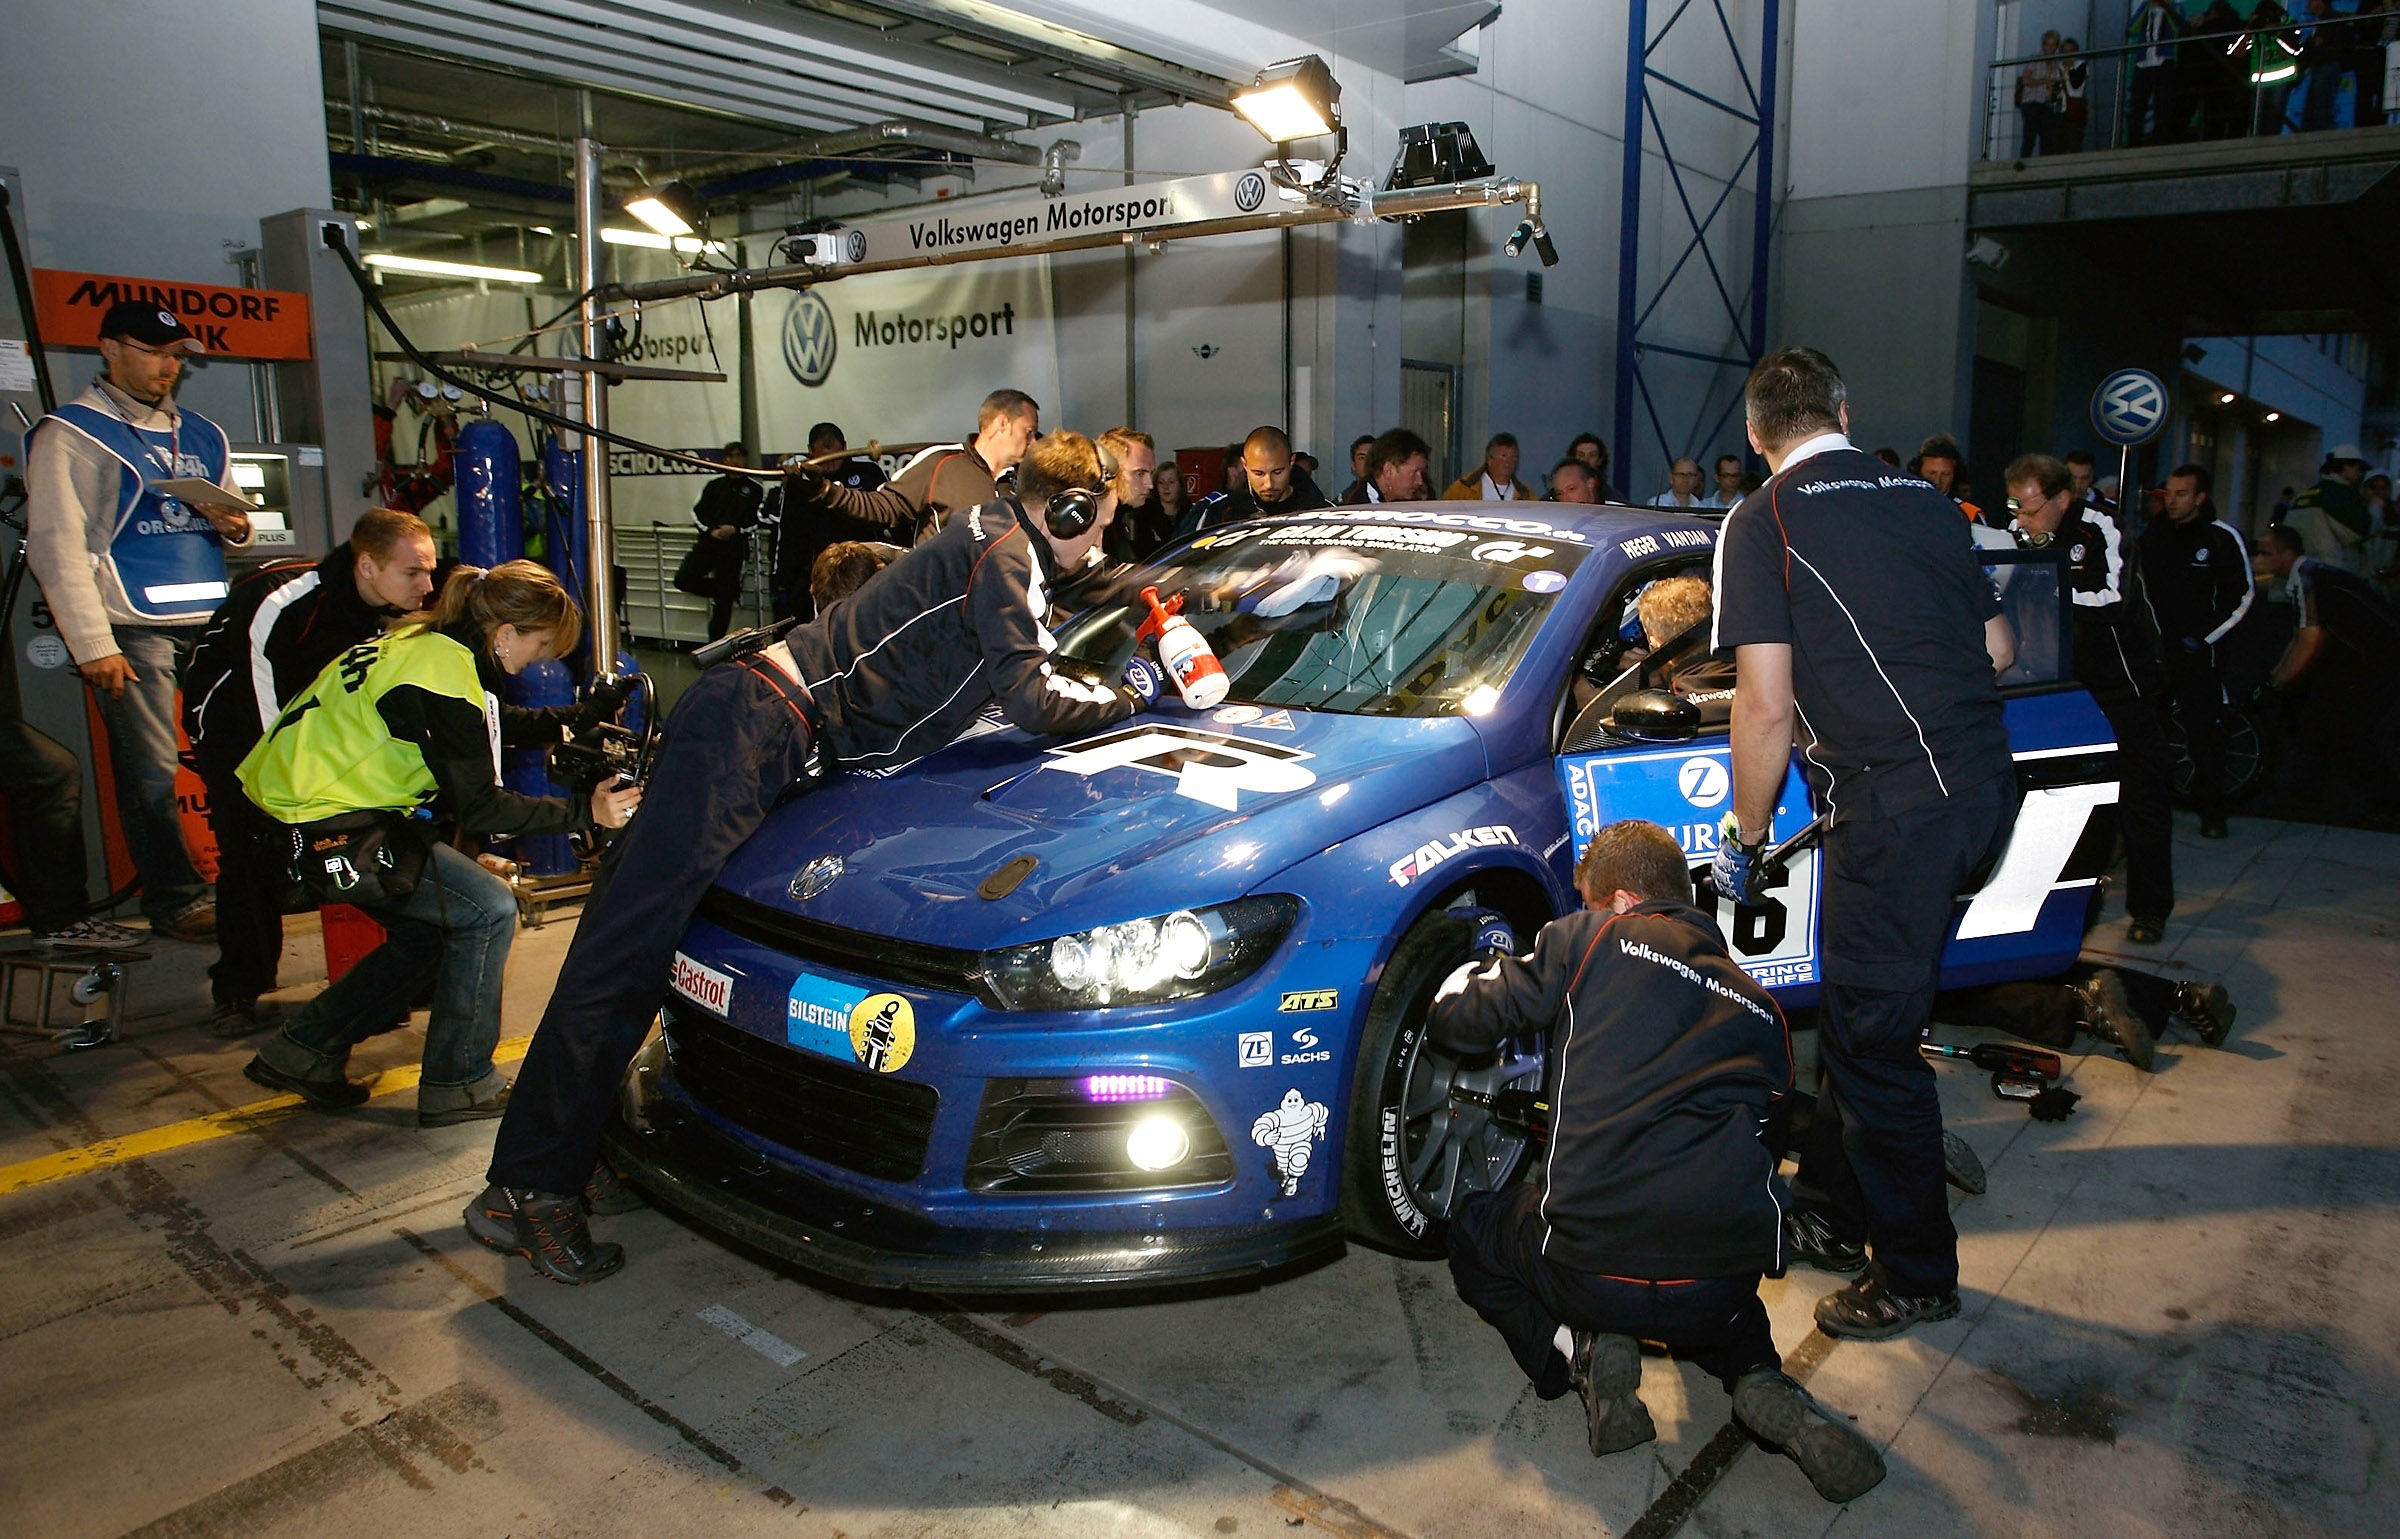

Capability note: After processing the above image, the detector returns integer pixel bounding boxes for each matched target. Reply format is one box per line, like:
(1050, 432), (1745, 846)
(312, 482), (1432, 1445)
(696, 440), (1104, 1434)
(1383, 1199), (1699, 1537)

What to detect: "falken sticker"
(1238, 1031), (1274, 1068)
(1522, 569), (1567, 594)
(670, 952), (735, 1016)
(1042, 724), (1315, 810)
(1389, 825), (1518, 887)
(1252, 1088), (1330, 1197)
(1278, 989), (1339, 1012)
(787, 973), (868, 1054)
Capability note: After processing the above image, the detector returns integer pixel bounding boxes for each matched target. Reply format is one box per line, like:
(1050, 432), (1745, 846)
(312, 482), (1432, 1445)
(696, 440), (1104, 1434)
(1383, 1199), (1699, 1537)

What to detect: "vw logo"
(1234, 171), (1267, 213)
(791, 854), (845, 900)
(844, 228), (868, 264)
(782, 290), (838, 388)
(2091, 367), (2167, 448)
(1677, 756), (1730, 809)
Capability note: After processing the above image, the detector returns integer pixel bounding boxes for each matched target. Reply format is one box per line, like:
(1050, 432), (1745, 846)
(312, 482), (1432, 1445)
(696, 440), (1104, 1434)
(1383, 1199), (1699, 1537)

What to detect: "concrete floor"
(2, 813), (2394, 1539)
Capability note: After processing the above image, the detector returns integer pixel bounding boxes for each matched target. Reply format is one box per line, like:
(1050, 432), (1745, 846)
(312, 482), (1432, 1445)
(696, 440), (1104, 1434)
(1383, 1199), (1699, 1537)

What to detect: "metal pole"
(1123, 107), (1137, 426)
(1749, 0), (1781, 456)
(1613, 0), (1649, 498)
(572, 91), (618, 677)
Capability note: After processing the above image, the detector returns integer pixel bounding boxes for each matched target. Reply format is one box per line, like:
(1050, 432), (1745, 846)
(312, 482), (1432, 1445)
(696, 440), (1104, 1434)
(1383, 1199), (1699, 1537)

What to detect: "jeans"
(281, 842), (517, 1101)
(1448, 1184), (1780, 1398)
(89, 625), (206, 922)
(1795, 773), (2013, 1298)
(198, 757), (282, 1003)
(489, 658), (817, 1194)
(0, 710), (91, 933)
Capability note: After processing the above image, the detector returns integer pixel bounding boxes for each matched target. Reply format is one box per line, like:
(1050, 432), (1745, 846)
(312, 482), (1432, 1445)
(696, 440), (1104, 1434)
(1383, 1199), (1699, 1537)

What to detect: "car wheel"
(1339, 912), (1546, 1257)
(2165, 699), (2273, 806)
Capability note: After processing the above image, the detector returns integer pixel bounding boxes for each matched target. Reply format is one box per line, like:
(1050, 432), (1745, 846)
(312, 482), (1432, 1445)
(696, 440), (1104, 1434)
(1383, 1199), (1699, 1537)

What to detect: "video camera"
(546, 673), (657, 794)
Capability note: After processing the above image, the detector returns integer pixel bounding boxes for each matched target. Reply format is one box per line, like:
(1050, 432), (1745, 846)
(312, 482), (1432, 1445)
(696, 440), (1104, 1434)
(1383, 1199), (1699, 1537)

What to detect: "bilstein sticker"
(848, 992), (916, 1073)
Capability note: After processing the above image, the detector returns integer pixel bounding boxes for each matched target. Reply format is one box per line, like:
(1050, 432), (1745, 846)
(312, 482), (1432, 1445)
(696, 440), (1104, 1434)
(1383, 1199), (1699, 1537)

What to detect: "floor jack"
(0, 943), (150, 1051)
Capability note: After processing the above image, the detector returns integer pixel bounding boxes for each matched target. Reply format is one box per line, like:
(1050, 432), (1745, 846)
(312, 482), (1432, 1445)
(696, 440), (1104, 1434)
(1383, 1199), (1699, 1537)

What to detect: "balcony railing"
(1983, 16), (2400, 162)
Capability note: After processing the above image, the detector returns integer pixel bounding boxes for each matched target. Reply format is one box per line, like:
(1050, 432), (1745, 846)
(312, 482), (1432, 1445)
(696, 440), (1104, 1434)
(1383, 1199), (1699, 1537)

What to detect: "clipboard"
(145, 478), (257, 516)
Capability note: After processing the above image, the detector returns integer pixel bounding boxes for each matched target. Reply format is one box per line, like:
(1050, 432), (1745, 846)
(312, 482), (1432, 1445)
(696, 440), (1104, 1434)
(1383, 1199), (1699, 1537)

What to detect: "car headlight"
(976, 895), (1298, 1011)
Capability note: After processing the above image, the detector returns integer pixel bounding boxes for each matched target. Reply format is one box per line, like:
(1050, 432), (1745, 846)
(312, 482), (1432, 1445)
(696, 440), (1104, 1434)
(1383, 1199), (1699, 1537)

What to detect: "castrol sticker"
(670, 952), (735, 1016)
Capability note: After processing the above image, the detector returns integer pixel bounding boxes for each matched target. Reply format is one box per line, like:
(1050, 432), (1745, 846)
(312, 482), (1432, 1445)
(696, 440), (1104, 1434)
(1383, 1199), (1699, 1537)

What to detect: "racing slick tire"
(1339, 911), (1544, 1257)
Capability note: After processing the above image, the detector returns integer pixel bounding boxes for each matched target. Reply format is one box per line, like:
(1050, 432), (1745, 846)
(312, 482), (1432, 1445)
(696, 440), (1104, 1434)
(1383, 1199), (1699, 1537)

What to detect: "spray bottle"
(1136, 586), (1229, 709)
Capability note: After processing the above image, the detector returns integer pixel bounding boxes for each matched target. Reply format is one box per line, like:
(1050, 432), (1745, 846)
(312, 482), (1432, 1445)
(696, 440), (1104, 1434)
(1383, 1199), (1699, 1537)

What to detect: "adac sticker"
(670, 952), (735, 1016)
(848, 992), (915, 1073)
(1251, 1088), (1330, 1197)
(788, 973), (868, 1055)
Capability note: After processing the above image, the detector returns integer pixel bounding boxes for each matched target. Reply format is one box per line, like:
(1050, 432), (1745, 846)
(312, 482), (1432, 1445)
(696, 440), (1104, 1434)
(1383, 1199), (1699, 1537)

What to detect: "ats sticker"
(1389, 825), (1518, 887)
(671, 952), (734, 1016)
(1252, 1088), (1330, 1197)
(1278, 989), (1339, 1012)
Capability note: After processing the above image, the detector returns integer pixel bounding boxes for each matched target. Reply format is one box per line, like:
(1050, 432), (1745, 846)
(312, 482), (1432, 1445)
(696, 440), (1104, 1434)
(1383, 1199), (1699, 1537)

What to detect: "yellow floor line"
(0, 1034), (534, 1199)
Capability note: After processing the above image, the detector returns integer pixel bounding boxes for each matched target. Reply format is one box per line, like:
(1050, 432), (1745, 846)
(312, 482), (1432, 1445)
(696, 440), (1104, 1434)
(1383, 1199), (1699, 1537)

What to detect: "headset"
(1029, 437), (1121, 540)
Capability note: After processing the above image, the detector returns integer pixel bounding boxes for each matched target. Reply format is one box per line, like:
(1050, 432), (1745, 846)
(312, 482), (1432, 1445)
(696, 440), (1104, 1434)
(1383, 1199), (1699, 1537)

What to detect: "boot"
(464, 1184), (625, 1284)
(1731, 1369), (1887, 1503)
(1567, 1331), (1655, 1455)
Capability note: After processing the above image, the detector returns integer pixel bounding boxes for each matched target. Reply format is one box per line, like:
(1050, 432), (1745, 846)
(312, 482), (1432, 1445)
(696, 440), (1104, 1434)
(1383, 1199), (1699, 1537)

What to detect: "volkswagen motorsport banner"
(752, 254), (1059, 450)
(837, 168), (1286, 264)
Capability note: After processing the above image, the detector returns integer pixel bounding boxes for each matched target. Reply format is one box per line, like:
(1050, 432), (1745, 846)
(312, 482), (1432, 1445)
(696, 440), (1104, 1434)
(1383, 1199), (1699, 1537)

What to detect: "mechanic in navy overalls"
(1710, 347), (2017, 1343)
(25, 301), (252, 941)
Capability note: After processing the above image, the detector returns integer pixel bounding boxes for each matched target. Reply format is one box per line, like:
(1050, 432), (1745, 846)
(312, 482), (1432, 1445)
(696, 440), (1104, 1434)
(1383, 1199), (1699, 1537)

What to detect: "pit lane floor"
(2, 815), (2393, 1539)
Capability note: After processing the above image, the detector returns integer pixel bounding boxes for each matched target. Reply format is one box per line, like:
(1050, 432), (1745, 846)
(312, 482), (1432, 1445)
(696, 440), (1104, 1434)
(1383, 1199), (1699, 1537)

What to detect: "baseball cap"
(97, 300), (203, 353)
(2328, 443), (2366, 464)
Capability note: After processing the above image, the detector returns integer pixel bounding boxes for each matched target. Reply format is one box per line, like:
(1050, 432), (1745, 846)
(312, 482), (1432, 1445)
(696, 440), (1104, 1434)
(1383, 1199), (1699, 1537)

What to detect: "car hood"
(712, 704), (1488, 952)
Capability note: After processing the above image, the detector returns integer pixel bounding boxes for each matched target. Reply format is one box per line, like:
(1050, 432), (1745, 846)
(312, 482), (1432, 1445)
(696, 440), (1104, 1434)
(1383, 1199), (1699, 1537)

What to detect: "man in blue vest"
(26, 301), (253, 941)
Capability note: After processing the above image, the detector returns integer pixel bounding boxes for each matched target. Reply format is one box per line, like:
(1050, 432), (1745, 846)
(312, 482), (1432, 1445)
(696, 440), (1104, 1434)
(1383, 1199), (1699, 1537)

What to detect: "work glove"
(783, 466), (828, 507)
(1465, 911), (1520, 962)
(1710, 816), (1768, 906)
(1121, 654), (1164, 709)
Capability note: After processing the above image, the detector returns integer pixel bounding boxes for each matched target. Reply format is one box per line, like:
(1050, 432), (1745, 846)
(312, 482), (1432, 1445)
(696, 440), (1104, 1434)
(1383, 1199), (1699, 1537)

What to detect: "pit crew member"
(1714, 347), (2016, 1342)
(2139, 463), (2250, 839)
(779, 389), (1037, 548)
(471, 431), (1151, 1283)
(2251, 523), (2400, 819)
(1435, 819), (1884, 1504)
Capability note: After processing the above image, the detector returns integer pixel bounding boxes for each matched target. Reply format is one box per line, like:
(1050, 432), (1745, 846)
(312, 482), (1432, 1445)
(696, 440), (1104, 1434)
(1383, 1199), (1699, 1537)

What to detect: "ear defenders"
(1037, 438), (1121, 540)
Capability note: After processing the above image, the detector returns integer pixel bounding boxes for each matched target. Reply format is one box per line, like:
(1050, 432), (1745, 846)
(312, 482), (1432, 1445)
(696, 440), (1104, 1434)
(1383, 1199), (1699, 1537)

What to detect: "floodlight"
(1387, 122), (1494, 189)
(1233, 55), (1341, 142)
(361, 252), (543, 284)
(623, 179), (704, 239)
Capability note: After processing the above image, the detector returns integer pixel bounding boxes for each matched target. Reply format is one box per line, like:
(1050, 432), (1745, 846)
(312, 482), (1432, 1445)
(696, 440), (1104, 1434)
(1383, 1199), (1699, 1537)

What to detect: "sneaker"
(583, 1159), (646, 1216)
(2174, 982), (2236, 1047)
(33, 918), (146, 952)
(1731, 1369), (1887, 1503)
(1783, 1209), (1868, 1276)
(2074, 968), (2152, 1071)
(1567, 1331), (1655, 1455)
(464, 1184), (625, 1284)
(207, 998), (282, 1040)
(156, 899), (217, 943)
(1814, 1270), (1961, 1341)
(420, 1083), (511, 1129)
(2125, 916), (2165, 945)
(2199, 814), (2229, 839)
(1941, 1130), (1987, 1196)
(243, 1051), (372, 1109)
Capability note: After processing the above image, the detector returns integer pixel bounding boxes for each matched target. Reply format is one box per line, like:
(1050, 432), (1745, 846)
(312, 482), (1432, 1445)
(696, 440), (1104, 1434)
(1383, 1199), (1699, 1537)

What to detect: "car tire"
(1338, 910), (1544, 1258)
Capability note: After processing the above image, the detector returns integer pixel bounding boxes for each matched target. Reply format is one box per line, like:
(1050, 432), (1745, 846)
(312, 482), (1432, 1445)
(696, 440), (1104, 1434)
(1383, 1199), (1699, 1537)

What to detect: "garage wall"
(0, 0), (332, 428)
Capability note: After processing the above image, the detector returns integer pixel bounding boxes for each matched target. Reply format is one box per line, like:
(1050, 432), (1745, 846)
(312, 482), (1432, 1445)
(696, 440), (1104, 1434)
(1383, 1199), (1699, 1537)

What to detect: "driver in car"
(467, 431), (1156, 1284)
(1431, 819), (1885, 1504)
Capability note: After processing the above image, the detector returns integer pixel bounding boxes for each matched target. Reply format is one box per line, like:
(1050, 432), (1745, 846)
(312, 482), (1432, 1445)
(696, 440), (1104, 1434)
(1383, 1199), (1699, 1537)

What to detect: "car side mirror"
(1609, 688), (1702, 743)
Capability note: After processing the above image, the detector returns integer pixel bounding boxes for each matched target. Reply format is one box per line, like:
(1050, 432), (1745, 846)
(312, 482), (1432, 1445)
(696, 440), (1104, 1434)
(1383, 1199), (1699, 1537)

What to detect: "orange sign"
(33, 268), (313, 361)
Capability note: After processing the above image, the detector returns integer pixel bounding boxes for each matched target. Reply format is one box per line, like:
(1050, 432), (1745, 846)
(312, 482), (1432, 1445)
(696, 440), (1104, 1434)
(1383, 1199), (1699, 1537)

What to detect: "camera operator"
(1435, 820), (1883, 1503)
(471, 431), (1153, 1283)
(238, 562), (638, 1127)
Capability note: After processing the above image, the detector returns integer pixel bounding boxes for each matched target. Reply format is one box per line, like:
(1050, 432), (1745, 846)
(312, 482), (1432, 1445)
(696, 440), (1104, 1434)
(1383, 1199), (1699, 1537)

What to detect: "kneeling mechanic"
(1435, 819), (1885, 1503)
(471, 431), (1154, 1282)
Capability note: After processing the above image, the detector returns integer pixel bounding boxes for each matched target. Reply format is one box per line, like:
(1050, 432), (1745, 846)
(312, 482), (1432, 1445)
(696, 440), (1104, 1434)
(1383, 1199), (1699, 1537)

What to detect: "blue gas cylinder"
(501, 656), (578, 877)
(454, 418), (524, 569)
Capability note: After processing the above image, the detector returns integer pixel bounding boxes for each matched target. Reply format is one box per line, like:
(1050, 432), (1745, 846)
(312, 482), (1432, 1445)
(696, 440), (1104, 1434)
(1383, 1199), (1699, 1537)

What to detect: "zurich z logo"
(783, 291), (838, 387)
(1678, 756), (1729, 809)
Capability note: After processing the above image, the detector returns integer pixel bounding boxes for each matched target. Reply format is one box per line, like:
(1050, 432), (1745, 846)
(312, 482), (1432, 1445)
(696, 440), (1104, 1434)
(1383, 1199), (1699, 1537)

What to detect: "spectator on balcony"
(2248, 1), (2306, 132)
(2128, 0), (2189, 145)
(2193, 2), (2255, 137)
(2052, 37), (2092, 151)
(2017, 32), (2066, 156)
(2297, 0), (2352, 132)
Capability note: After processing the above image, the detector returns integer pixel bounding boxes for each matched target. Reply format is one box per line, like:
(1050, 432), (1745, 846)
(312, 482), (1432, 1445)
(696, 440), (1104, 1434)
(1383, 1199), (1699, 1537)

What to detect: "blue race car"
(605, 502), (2115, 1290)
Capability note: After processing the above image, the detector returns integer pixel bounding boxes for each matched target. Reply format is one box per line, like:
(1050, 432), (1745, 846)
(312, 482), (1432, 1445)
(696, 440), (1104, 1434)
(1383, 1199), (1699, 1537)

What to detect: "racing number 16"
(1693, 863), (1790, 958)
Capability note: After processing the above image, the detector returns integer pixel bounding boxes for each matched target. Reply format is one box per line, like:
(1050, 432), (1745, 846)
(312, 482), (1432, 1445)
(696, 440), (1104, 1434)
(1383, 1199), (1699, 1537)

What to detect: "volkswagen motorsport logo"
(845, 228), (868, 263)
(782, 290), (837, 387)
(2091, 367), (2168, 447)
(1678, 756), (1729, 809)
(1234, 172), (1267, 212)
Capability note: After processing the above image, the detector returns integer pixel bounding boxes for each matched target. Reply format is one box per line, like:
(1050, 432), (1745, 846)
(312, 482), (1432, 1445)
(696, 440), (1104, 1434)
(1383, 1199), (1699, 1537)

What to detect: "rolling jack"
(0, 942), (151, 1051)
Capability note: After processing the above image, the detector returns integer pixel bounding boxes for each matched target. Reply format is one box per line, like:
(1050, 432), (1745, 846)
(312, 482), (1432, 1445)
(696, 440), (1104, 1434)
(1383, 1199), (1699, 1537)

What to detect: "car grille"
(699, 887), (983, 997)
(662, 1001), (938, 1183)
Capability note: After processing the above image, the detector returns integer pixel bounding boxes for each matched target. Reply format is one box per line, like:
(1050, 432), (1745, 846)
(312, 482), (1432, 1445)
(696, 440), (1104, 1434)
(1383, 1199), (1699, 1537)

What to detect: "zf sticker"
(1237, 1031), (1274, 1068)
(1252, 1088), (1330, 1197)
(1278, 989), (1338, 1013)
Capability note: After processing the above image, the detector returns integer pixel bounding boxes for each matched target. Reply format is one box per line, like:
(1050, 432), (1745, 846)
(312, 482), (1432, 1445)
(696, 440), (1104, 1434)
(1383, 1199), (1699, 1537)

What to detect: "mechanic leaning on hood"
(469, 430), (1162, 1283)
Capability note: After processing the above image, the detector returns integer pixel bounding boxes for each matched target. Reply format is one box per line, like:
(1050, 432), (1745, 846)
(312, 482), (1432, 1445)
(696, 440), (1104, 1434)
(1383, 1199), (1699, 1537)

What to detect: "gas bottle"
(1137, 586), (1228, 709)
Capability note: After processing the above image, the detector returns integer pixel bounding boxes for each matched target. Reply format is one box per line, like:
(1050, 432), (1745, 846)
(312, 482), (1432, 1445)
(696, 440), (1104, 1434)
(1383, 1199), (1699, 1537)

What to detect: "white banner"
(751, 255), (1059, 454)
(839, 169), (1288, 265)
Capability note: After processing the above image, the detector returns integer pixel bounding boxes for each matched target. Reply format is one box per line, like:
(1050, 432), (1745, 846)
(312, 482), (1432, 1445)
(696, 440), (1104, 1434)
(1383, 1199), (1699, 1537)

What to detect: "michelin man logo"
(1251, 1087), (1329, 1197)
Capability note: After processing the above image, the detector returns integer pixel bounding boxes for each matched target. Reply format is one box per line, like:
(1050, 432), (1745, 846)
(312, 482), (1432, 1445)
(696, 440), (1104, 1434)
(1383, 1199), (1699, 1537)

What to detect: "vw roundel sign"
(845, 228), (868, 264)
(782, 290), (838, 387)
(2091, 367), (2168, 448)
(1234, 171), (1267, 213)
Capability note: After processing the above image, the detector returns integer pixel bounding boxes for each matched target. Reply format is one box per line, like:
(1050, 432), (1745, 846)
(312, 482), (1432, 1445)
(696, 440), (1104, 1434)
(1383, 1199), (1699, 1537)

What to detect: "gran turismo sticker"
(1278, 989), (1338, 1012)
(849, 992), (915, 1073)
(1389, 825), (1518, 887)
(1522, 569), (1566, 593)
(1042, 724), (1316, 810)
(1470, 539), (1553, 563)
(1252, 1088), (1330, 1197)
(1238, 1031), (1273, 1068)
(670, 952), (734, 1016)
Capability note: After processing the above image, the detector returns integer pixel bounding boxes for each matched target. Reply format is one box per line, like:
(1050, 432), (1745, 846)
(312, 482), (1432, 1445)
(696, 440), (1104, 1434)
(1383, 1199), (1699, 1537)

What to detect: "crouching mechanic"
(470, 431), (1153, 1282)
(1434, 820), (1886, 1504)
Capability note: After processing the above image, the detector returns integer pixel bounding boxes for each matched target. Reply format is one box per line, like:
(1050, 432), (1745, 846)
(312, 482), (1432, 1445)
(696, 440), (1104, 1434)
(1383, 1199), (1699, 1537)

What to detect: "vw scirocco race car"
(604, 501), (2116, 1291)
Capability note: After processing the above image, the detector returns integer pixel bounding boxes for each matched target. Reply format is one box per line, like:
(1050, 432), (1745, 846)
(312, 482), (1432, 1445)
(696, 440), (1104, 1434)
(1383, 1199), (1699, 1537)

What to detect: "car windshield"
(1054, 518), (1587, 717)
